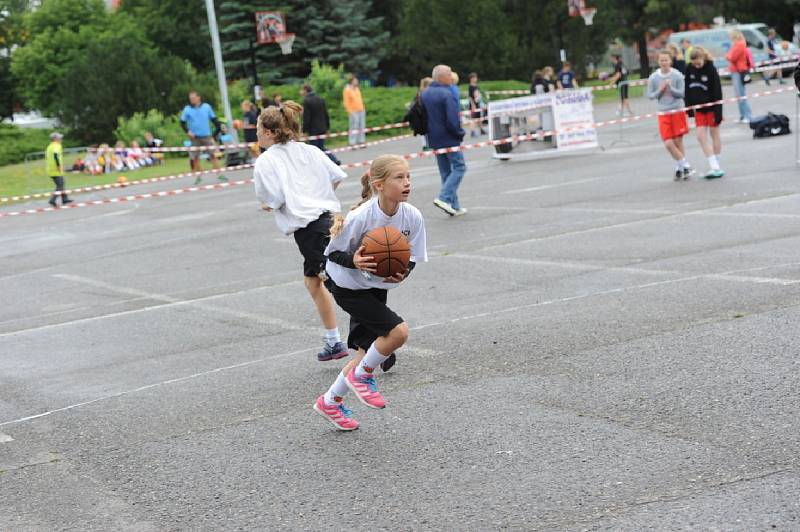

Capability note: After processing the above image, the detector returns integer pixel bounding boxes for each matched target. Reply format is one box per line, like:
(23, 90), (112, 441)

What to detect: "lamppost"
(204, 0), (233, 128)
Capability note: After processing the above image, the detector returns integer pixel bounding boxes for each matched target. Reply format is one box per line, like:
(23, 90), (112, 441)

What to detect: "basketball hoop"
(580, 8), (596, 26)
(276, 33), (295, 55)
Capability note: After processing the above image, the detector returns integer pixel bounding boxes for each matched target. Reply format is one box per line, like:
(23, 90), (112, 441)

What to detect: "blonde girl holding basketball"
(253, 101), (351, 363)
(314, 154), (428, 431)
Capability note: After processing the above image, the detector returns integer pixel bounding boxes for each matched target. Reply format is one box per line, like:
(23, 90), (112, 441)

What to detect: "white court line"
(53, 273), (314, 334)
(450, 253), (674, 276)
(450, 253), (800, 286)
(477, 191), (800, 253)
(502, 177), (602, 195)
(3, 259), (800, 427)
(0, 275), (305, 339)
(0, 347), (313, 428)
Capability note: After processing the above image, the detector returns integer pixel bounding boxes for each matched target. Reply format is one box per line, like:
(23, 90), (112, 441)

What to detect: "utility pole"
(204, 0), (232, 127)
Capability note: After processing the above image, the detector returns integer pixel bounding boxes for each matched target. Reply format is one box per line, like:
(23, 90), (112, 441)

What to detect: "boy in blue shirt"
(557, 61), (579, 89)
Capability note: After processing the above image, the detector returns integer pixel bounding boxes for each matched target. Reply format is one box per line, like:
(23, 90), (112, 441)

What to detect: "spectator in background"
(467, 72), (486, 137)
(765, 28), (778, 85)
(667, 42), (687, 74)
(531, 70), (550, 94)
(45, 132), (72, 207)
(180, 90), (222, 176)
(450, 71), (461, 103)
(343, 76), (366, 147)
(775, 40), (790, 85)
(301, 84), (341, 165)
(241, 99), (259, 146)
(422, 64), (467, 217)
(557, 61), (579, 89)
(610, 54), (633, 116)
(726, 29), (754, 123)
(542, 66), (557, 92)
(143, 131), (164, 165)
(415, 76), (433, 150)
(680, 38), (693, 64)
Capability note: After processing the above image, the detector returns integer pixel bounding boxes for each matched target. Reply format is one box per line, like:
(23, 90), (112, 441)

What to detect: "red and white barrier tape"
(0, 179), (255, 218)
(2, 85), (795, 218)
(0, 164), (252, 203)
(1, 132), (417, 203)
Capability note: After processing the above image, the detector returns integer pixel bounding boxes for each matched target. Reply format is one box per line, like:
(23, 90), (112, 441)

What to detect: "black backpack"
(404, 96), (428, 136)
(750, 112), (790, 138)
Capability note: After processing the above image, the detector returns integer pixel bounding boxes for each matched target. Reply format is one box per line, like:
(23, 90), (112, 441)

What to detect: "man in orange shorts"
(648, 49), (695, 181)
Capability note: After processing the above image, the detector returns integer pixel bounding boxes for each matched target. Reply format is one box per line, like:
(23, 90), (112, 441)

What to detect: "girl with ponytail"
(253, 100), (350, 363)
(314, 154), (428, 431)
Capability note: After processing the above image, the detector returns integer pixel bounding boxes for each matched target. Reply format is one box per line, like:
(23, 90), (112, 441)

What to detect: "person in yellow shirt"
(46, 132), (72, 207)
(343, 76), (366, 147)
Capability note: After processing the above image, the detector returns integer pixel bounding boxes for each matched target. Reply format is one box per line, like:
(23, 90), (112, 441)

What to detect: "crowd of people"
(72, 138), (162, 176)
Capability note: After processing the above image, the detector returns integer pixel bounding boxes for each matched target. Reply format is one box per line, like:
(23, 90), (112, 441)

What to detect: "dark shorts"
(619, 83), (629, 100)
(189, 136), (215, 161)
(326, 280), (404, 351)
(293, 212), (333, 277)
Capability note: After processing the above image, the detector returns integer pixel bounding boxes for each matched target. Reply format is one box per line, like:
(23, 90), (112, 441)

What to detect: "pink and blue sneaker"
(346, 367), (386, 409)
(313, 395), (359, 431)
(317, 341), (348, 362)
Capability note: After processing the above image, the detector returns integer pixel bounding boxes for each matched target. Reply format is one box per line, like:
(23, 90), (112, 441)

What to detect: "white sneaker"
(433, 198), (456, 216)
(453, 207), (468, 216)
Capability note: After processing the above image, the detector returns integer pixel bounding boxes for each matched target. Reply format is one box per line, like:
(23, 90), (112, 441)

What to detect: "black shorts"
(293, 212), (333, 277)
(326, 280), (404, 351)
(619, 83), (629, 100)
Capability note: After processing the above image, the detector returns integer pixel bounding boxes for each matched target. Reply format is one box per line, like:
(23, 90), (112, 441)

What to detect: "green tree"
(119, 0), (213, 71)
(395, 0), (517, 81)
(0, 0), (32, 118)
(303, 0), (389, 77)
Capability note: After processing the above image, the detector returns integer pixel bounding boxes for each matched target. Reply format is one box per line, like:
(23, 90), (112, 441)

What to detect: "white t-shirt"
(325, 197), (428, 290)
(253, 141), (347, 234)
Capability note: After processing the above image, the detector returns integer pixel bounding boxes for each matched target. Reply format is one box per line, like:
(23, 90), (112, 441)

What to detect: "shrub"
(0, 124), (78, 166)
(306, 61), (346, 107)
(115, 110), (185, 149)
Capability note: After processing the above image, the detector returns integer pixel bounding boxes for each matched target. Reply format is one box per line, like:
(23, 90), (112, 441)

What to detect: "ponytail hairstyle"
(330, 154), (408, 237)
(257, 100), (303, 144)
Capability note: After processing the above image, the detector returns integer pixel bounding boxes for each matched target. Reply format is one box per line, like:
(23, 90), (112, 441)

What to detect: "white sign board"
(487, 89), (597, 160)
(552, 89), (598, 151)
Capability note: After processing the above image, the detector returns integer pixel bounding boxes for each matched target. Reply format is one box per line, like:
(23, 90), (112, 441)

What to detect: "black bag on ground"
(404, 96), (428, 136)
(750, 112), (790, 138)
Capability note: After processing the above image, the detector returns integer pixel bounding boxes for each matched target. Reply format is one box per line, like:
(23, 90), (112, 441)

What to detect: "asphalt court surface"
(1, 88), (799, 530)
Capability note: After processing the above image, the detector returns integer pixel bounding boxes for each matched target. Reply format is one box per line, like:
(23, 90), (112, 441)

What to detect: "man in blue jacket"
(422, 64), (467, 216)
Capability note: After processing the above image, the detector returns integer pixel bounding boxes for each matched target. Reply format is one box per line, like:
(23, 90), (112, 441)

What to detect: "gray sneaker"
(317, 341), (348, 362)
(453, 207), (468, 216)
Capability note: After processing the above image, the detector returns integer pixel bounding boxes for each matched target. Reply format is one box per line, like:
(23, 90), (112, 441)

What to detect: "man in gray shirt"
(647, 50), (694, 180)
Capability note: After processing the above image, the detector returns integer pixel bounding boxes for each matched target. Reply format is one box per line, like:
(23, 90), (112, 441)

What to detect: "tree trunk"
(637, 31), (650, 79)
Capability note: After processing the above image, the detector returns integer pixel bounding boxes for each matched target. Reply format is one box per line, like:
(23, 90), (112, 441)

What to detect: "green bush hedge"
(0, 124), (78, 166)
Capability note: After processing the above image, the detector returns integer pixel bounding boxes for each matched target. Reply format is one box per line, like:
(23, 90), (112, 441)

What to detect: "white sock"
(714, 154), (721, 166)
(324, 328), (341, 347)
(679, 158), (690, 169)
(708, 155), (719, 171)
(675, 161), (683, 171)
(324, 372), (349, 405)
(355, 343), (388, 378)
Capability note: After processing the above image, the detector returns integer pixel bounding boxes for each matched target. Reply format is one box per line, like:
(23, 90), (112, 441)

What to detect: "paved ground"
(1, 87), (799, 531)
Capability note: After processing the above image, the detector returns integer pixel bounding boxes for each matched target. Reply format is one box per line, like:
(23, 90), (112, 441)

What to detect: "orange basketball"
(232, 119), (244, 130)
(117, 175), (128, 186)
(362, 226), (411, 278)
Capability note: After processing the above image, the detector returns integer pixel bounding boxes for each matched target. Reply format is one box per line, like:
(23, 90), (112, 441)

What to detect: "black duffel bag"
(749, 112), (791, 138)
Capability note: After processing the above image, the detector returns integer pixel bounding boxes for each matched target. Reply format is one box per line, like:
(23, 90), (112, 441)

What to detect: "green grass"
(0, 155), (215, 201)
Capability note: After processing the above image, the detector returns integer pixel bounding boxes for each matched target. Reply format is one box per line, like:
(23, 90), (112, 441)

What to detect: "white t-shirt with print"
(325, 197), (428, 290)
(253, 141), (347, 235)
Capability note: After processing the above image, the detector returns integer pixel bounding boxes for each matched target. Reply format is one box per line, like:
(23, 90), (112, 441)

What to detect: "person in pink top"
(726, 30), (754, 123)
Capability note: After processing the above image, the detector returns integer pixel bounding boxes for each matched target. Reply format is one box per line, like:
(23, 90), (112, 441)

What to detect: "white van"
(668, 24), (797, 73)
